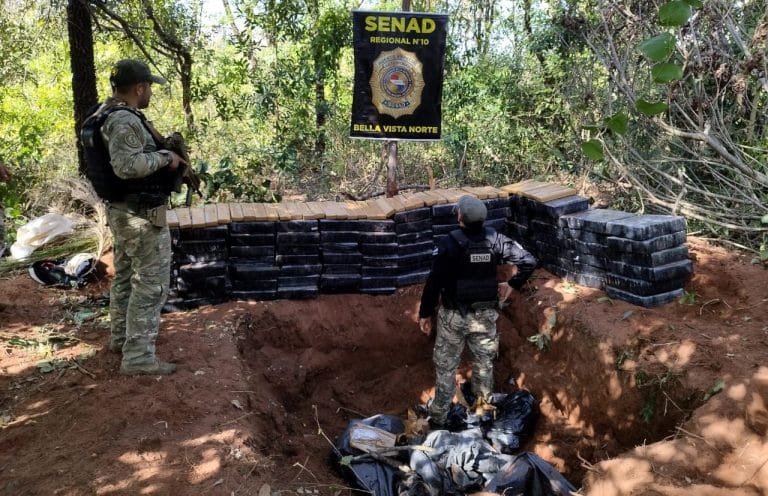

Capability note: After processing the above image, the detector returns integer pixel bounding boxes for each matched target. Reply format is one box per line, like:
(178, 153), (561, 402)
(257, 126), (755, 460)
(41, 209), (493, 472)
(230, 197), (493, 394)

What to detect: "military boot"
(120, 359), (176, 376)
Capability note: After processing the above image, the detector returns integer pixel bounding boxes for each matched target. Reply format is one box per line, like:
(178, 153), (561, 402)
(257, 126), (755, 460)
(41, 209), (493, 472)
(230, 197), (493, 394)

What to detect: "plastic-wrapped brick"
(276, 244), (320, 255)
(358, 232), (397, 244)
(276, 254), (321, 265)
(231, 290), (277, 301)
(360, 243), (399, 256)
(276, 220), (318, 233)
(277, 286), (318, 299)
(322, 253), (363, 265)
(179, 261), (227, 279)
(604, 273), (689, 296)
(483, 198), (511, 211)
(395, 218), (432, 235)
(179, 225), (228, 241)
(398, 240), (434, 256)
(397, 231), (433, 244)
(394, 207), (431, 224)
(229, 222), (275, 235)
(608, 259), (693, 282)
(559, 209), (636, 233)
(320, 231), (360, 243)
(229, 263), (280, 280)
(362, 266), (402, 277)
(606, 231), (687, 254)
(320, 274), (361, 292)
(320, 219), (395, 233)
(230, 245), (275, 258)
(432, 203), (457, 217)
(279, 264), (322, 277)
(605, 286), (684, 308)
(605, 215), (686, 241)
(276, 232), (320, 245)
(278, 275), (320, 287)
(229, 233), (275, 246)
(322, 264), (361, 275)
(618, 245), (689, 267)
(232, 279), (277, 291)
(397, 270), (430, 286)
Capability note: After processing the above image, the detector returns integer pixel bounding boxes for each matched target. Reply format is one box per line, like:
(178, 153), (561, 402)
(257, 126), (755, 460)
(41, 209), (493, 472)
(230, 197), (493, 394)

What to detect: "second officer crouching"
(418, 195), (537, 428)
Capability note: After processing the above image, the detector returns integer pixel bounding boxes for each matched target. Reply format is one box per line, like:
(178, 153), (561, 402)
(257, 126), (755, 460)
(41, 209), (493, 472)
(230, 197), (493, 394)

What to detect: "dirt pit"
(2, 237), (768, 495)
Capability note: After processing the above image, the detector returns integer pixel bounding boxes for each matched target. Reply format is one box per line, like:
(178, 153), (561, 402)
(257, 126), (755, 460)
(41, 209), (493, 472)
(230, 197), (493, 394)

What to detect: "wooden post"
(386, 141), (398, 197)
(384, 0), (412, 198)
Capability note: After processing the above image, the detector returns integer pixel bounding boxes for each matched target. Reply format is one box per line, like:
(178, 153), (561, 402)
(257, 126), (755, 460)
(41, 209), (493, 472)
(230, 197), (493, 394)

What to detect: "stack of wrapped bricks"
(506, 180), (692, 307)
(165, 181), (692, 310)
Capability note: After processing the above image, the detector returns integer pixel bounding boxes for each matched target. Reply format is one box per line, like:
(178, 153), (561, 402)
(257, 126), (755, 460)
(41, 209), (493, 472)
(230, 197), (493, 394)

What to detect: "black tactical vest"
(81, 104), (174, 203)
(449, 228), (499, 307)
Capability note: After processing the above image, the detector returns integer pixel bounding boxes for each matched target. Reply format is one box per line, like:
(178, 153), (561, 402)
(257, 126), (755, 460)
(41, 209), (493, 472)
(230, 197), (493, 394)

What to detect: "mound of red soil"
(0, 237), (766, 495)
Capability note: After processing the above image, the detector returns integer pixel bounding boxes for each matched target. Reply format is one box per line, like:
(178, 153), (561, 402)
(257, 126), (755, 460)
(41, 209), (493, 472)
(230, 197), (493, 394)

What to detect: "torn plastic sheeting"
(484, 452), (577, 495)
(410, 427), (513, 495)
(409, 442), (576, 496)
(335, 414), (405, 496)
(350, 423), (398, 453)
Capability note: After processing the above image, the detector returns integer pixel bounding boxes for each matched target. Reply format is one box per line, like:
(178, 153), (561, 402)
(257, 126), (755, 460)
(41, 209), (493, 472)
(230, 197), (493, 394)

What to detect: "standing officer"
(418, 195), (537, 427)
(81, 59), (186, 375)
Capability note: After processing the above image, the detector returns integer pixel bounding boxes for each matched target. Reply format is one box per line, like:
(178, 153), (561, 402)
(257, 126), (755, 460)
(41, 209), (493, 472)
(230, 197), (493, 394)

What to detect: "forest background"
(0, 0), (766, 258)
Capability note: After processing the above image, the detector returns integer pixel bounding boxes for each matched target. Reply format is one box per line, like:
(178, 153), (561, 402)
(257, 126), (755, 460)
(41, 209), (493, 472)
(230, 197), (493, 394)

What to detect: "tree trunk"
(66, 0), (98, 175)
(315, 66), (327, 159)
(180, 53), (194, 133)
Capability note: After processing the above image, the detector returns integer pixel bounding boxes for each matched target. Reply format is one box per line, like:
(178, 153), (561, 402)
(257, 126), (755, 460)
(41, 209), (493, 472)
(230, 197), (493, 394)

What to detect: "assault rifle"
(164, 132), (203, 200)
(143, 119), (203, 205)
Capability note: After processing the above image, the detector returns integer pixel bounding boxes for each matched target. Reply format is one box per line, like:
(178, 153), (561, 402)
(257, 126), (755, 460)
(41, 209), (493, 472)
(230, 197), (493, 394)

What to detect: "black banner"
(350, 11), (448, 141)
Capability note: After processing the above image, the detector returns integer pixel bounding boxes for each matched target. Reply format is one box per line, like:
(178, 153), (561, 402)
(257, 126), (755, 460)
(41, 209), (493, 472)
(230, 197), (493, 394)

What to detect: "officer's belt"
(442, 300), (498, 313)
(109, 199), (166, 215)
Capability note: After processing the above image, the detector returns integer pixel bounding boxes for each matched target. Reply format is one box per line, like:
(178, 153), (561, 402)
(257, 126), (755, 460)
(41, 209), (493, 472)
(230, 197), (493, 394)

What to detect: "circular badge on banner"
(369, 48), (425, 118)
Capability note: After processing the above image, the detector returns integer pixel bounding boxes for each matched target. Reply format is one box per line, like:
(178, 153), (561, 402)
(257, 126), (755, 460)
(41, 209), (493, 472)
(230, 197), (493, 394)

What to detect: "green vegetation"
(0, 0), (765, 252)
(635, 367), (681, 423)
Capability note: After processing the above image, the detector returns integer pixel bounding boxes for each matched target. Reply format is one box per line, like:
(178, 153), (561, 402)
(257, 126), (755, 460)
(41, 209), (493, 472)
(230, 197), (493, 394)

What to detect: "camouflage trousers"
(430, 307), (499, 425)
(107, 204), (171, 367)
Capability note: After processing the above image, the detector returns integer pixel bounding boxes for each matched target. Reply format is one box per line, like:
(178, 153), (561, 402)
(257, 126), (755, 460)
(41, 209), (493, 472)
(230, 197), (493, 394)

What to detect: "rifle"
(164, 132), (203, 200)
(143, 119), (203, 204)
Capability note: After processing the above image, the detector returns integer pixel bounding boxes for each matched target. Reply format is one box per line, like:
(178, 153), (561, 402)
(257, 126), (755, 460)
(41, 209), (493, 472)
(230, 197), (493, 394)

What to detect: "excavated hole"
(232, 289), (701, 488)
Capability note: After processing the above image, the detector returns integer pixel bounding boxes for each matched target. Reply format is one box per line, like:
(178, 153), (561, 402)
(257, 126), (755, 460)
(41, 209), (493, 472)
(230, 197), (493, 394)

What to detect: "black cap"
(109, 59), (167, 89)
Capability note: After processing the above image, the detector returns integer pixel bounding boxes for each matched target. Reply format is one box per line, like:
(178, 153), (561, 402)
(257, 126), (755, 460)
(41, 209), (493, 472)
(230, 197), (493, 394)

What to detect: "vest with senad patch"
(449, 228), (499, 306)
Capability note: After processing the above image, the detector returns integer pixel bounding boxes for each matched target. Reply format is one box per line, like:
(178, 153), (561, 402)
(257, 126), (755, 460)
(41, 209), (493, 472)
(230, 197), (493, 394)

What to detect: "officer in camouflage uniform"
(0, 162), (10, 256)
(418, 195), (537, 427)
(81, 59), (186, 376)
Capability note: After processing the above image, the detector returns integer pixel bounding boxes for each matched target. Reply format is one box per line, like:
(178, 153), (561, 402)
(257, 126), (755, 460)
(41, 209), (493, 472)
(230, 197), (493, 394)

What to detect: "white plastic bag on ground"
(10, 213), (74, 260)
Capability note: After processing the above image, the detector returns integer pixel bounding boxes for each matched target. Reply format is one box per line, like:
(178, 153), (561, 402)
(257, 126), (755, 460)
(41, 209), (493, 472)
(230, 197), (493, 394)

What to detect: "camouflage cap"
(109, 59), (167, 89)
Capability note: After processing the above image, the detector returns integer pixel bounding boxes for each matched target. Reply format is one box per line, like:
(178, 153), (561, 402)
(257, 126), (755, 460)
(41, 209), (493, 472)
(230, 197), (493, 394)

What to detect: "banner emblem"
(369, 48), (424, 119)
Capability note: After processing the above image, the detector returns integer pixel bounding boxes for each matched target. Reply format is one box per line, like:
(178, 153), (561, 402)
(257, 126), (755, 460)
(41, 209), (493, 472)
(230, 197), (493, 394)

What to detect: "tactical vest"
(449, 228), (499, 308)
(81, 104), (174, 203)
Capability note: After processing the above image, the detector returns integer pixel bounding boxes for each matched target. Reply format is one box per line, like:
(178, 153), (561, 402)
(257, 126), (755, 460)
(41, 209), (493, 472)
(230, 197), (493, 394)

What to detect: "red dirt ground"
(1, 237), (767, 495)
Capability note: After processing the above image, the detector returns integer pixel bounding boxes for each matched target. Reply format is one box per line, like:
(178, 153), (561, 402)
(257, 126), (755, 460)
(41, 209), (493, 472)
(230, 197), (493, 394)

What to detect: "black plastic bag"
(335, 414), (405, 496)
(484, 452), (577, 496)
(486, 390), (539, 453)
